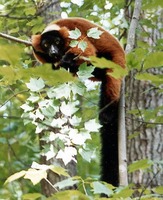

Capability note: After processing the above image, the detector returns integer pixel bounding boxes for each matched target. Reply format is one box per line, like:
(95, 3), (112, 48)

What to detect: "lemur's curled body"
(32, 17), (126, 186)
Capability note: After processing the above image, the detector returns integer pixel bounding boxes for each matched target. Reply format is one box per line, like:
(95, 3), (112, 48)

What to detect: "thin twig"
(138, 169), (161, 199)
(0, 32), (32, 46)
(44, 178), (59, 192)
(0, 115), (56, 132)
(6, 138), (27, 166)
(126, 117), (163, 126)
(0, 89), (29, 108)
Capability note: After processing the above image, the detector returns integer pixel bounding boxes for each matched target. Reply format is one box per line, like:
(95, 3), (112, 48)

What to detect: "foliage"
(69, 27), (103, 52)
(90, 56), (128, 79)
(0, 0), (162, 199)
(20, 69), (100, 165)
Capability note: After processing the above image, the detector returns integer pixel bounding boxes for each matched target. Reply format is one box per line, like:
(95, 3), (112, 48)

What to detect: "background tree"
(124, 0), (163, 189)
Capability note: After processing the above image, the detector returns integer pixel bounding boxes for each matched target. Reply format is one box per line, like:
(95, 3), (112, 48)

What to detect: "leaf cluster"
(69, 27), (103, 52)
(20, 65), (100, 166)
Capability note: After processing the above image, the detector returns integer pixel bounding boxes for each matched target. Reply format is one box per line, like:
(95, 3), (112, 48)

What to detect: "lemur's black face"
(40, 31), (65, 62)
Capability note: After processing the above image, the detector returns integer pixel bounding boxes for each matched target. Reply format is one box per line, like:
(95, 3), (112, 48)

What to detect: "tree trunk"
(125, 2), (163, 187)
(126, 75), (162, 186)
(38, 0), (61, 23)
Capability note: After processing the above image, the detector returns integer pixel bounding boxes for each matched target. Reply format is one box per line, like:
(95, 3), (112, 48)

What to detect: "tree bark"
(118, 79), (128, 186)
(126, 77), (163, 186)
(37, 0), (61, 23)
(125, 1), (163, 187)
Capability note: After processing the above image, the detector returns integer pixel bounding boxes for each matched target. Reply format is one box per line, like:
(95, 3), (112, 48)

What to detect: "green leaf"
(26, 78), (45, 92)
(5, 170), (26, 184)
(22, 193), (42, 200)
(9, 27), (19, 34)
(68, 28), (81, 39)
(136, 73), (163, 86)
(128, 132), (140, 140)
(47, 83), (71, 99)
(78, 41), (87, 52)
(77, 63), (95, 80)
(29, 17), (45, 34)
(143, 0), (163, 9)
(31, 161), (50, 170)
(143, 52), (163, 70)
(54, 178), (79, 190)
(109, 0), (125, 4)
(87, 27), (103, 39)
(113, 186), (134, 198)
(90, 56), (128, 79)
(155, 186), (163, 195)
(48, 190), (89, 200)
(24, 169), (47, 185)
(60, 101), (79, 116)
(0, 44), (23, 66)
(27, 94), (39, 103)
(128, 159), (153, 173)
(50, 166), (70, 177)
(24, 7), (36, 15)
(21, 103), (33, 112)
(0, 66), (22, 85)
(84, 119), (101, 132)
(71, 82), (85, 96)
(79, 148), (94, 162)
(40, 105), (57, 117)
(0, 137), (7, 144)
(91, 181), (113, 196)
(47, 69), (76, 84)
(128, 109), (140, 116)
(20, 65), (76, 85)
(126, 48), (148, 70)
(69, 40), (79, 47)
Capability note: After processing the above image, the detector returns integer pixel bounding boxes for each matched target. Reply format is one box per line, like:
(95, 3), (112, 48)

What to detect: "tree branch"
(138, 168), (161, 199)
(118, 0), (142, 187)
(0, 15), (34, 20)
(118, 79), (128, 186)
(0, 115), (56, 131)
(0, 32), (32, 46)
(125, 0), (142, 54)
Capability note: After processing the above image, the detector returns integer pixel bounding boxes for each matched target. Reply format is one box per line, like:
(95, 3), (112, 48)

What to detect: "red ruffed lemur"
(32, 17), (126, 186)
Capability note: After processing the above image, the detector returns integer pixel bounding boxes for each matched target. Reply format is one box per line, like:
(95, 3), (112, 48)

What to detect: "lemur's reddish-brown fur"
(32, 17), (126, 187)
(32, 17), (125, 102)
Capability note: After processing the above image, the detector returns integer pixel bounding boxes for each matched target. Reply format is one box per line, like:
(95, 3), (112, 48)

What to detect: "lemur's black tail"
(99, 80), (119, 186)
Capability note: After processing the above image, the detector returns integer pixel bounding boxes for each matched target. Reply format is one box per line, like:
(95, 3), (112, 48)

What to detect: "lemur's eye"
(43, 42), (49, 48)
(41, 39), (50, 49)
(55, 37), (61, 45)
